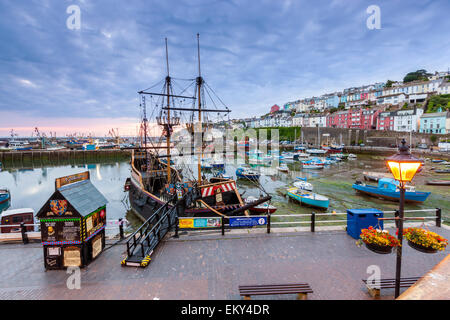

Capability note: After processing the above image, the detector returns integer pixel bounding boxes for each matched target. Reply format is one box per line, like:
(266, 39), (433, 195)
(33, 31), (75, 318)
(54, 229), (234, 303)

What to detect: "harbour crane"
(108, 128), (120, 146)
(34, 127), (46, 149)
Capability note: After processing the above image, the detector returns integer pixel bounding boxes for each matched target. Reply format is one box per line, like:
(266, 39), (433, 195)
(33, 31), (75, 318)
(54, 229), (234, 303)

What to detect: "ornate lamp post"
(386, 139), (422, 298)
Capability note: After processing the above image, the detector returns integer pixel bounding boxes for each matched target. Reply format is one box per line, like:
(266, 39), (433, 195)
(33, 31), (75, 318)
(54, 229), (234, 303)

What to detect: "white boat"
(293, 180), (313, 191)
(277, 164), (289, 173)
(348, 154), (357, 160)
(306, 148), (327, 156)
(294, 152), (310, 161)
(302, 158), (325, 169)
(281, 152), (295, 160)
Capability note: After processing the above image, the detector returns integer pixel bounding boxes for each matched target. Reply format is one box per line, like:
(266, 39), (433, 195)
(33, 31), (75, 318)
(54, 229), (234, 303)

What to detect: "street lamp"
(386, 139), (422, 298)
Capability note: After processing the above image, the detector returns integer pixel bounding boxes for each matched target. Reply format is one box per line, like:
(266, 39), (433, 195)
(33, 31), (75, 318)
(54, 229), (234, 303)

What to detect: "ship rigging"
(126, 34), (271, 221)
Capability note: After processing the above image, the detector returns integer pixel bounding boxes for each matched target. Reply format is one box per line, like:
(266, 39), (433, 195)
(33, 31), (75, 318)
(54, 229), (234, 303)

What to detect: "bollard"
(221, 217), (225, 236)
(267, 214), (271, 234)
(174, 217), (179, 238)
(394, 209), (400, 229)
(119, 218), (124, 240)
(436, 208), (441, 227)
(311, 212), (315, 233)
(21, 222), (29, 245)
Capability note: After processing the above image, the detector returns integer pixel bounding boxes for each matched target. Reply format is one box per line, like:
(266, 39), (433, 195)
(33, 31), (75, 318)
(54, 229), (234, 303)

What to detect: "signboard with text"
(179, 217), (221, 229)
(229, 217), (267, 228)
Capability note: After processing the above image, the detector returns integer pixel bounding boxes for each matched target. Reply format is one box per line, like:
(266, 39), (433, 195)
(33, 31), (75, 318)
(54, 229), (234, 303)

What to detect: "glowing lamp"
(386, 139), (422, 183)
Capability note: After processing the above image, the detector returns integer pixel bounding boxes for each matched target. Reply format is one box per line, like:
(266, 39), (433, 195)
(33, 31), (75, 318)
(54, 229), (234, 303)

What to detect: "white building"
(438, 81), (450, 95)
(309, 115), (327, 127)
(295, 100), (311, 113)
(377, 93), (409, 106)
(393, 108), (424, 132)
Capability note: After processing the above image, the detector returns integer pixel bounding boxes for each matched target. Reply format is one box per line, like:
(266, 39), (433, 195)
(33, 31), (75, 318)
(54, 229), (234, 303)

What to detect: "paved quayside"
(0, 227), (448, 300)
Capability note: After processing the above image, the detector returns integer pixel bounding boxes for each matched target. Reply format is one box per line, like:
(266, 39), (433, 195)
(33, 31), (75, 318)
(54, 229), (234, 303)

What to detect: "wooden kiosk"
(36, 172), (108, 270)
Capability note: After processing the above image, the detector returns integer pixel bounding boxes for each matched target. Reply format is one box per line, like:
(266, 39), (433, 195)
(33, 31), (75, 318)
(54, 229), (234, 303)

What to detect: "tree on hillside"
(403, 69), (432, 83)
(385, 80), (395, 88)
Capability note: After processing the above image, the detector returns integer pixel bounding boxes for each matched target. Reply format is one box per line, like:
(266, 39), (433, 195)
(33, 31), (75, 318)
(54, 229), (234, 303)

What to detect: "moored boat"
(245, 196), (277, 214)
(277, 164), (289, 173)
(352, 178), (430, 203)
(426, 180), (450, 186)
(236, 167), (260, 180)
(363, 171), (392, 182)
(0, 189), (11, 210)
(306, 148), (327, 156)
(302, 158), (325, 169)
(286, 187), (329, 209)
(293, 178), (313, 191)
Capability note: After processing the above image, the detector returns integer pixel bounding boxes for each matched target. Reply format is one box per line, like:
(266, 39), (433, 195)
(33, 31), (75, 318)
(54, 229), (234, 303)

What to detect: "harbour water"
(0, 154), (449, 229)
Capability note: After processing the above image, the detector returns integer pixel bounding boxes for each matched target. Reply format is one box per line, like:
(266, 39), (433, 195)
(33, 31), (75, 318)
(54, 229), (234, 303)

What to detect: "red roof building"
(270, 105), (280, 113)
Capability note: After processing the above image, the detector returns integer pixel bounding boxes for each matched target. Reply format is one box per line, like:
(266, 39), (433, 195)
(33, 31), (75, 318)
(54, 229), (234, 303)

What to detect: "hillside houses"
(216, 72), (450, 134)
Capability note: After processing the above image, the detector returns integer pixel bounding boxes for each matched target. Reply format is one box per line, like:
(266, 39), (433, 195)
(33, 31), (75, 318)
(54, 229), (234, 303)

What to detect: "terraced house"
(419, 110), (450, 134)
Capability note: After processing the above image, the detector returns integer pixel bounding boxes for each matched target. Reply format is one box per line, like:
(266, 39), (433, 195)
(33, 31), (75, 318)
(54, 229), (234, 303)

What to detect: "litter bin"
(347, 208), (383, 239)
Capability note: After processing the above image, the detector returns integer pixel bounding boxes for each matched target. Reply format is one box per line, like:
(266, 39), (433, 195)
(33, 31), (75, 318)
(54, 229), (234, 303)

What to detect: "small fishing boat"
(348, 154), (357, 160)
(161, 159), (175, 165)
(200, 159), (213, 170)
(435, 169), (450, 174)
(293, 152), (310, 161)
(277, 164), (289, 173)
(306, 148), (327, 156)
(431, 159), (444, 163)
(293, 178), (313, 191)
(352, 178), (430, 203)
(336, 153), (348, 160)
(426, 180), (450, 186)
(0, 189), (11, 208)
(245, 196), (277, 214)
(211, 158), (225, 170)
(286, 187), (329, 209)
(302, 158), (325, 170)
(363, 171), (392, 182)
(236, 167), (260, 180)
(281, 152), (296, 160)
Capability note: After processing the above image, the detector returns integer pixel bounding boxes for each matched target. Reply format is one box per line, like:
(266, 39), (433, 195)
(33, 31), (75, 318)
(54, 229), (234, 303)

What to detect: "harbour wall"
(0, 149), (131, 168)
(297, 127), (450, 147)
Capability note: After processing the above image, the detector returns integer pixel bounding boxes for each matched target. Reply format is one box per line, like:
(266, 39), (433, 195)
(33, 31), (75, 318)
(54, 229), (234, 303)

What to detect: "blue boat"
(286, 187), (329, 209)
(161, 159), (175, 165)
(236, 167), (260, 180)
(352, 178), (430, 203)
(0, 189), (11, 212)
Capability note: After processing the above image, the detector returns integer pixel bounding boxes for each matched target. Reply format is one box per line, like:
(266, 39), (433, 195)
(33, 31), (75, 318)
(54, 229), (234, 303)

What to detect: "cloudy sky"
(1, 0), (449, 136)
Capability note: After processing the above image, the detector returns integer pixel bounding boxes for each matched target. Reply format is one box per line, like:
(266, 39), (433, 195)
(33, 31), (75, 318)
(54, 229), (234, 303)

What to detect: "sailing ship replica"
(126, 35), (271, 221)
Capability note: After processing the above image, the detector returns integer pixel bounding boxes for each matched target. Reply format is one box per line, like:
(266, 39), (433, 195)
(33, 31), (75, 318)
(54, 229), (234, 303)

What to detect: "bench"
(362, 277), (421, 297)
(239, 283), (313, 300)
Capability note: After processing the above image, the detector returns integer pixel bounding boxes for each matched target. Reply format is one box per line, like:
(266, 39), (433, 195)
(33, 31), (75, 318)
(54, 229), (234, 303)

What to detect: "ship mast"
(196, 33), (203, 185)
(165, 38), (172, 183)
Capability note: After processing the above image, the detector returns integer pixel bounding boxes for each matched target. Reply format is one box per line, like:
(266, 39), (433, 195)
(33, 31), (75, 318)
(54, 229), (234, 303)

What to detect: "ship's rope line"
(140, 79), (165, 93)
(204, 81), (229, 111)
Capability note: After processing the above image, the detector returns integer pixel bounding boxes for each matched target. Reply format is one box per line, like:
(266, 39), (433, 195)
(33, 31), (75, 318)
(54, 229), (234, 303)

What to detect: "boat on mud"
(352, 178), (430, 203)
(236, 167), (260, 180)
(286, 187), (329, 209)
(302, 158), (325, 169)
(245, 196), (277, 214)
(426, 180), (450, 186)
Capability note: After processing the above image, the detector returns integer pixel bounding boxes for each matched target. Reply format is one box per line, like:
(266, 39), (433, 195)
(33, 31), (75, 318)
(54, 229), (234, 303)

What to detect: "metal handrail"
(137, 194), (188, 256)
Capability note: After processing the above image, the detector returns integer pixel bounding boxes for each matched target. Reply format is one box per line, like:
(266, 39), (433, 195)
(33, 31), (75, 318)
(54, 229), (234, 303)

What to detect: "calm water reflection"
(0, 162), (131, 223)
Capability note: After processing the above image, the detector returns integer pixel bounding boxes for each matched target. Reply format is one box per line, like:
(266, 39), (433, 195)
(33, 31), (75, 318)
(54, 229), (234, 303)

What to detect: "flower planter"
(365, 242), (393, 254)
(407, 240), (438, 254)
